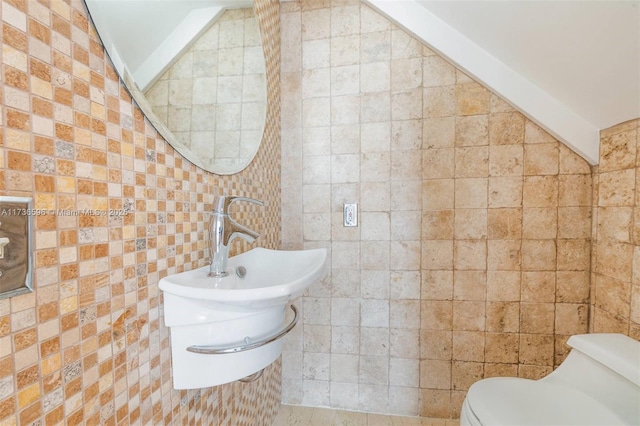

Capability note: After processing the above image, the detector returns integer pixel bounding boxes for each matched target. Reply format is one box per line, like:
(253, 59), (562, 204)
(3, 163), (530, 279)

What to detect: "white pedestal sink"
(159, 247), (327, 389)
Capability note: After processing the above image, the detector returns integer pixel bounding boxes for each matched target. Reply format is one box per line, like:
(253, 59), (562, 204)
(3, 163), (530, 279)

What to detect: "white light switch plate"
(344, 203), (357, 227)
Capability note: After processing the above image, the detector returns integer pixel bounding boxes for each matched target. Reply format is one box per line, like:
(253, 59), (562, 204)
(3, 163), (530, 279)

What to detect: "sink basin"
(158, 247), (327, 389)
(159, 247), (327, 309)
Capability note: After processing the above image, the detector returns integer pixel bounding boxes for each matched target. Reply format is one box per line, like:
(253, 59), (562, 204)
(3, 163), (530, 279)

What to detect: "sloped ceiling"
(367, 0), (640, 164)
(87, 1), (208, 73)
(417, 0), (640, 130)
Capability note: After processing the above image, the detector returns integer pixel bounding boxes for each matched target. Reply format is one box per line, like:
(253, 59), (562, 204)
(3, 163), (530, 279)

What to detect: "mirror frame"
(84, 0), (268, 175)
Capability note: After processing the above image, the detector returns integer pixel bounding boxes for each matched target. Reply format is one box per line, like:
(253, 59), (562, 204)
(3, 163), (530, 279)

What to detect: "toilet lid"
(466, 378), (626, 426)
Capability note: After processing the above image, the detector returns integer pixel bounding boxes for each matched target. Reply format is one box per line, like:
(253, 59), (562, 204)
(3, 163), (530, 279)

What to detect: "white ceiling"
(416, 0), (640, 131)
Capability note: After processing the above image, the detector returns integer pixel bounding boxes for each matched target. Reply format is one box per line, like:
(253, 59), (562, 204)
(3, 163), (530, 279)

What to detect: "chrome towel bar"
(186, 304), (299, 355)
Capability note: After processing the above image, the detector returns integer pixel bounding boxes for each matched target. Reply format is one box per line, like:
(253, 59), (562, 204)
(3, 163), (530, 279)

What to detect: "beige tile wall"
(0, 0), (282, 424)
(591, 119), (640, 337)
(280, 0), (592, 418)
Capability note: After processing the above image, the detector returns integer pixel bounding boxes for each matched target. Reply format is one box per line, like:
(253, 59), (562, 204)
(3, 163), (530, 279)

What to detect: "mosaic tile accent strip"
(0, 0), (282, 424)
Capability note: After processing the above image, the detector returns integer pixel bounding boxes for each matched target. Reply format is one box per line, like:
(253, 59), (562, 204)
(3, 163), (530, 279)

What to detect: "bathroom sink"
(159, 247), (327, 389)
(159, 247), (327, 310)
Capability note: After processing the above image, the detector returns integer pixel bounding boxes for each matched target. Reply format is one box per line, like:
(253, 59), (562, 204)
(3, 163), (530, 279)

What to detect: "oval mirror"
(84, 0), (266, 175)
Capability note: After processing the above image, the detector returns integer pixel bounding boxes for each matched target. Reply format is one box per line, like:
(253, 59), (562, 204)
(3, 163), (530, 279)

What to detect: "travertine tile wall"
(1, 0), (281, 424)
(279, 0), (592, 418)
(591, 119), (640, 338)
(145, 8), (267, 173)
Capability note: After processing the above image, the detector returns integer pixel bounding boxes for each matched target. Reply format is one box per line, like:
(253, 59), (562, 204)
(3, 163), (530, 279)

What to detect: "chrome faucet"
(208, 196), (263, 277)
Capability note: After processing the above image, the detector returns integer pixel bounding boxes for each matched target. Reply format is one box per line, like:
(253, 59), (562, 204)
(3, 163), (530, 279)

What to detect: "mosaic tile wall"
(591, 119), (640, 338)
(279, 0), (592, 418)
(0, 0), (282, 424)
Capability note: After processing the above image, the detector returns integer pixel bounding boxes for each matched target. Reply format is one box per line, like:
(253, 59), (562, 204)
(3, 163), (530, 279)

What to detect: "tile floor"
(272, 405), (460, 426)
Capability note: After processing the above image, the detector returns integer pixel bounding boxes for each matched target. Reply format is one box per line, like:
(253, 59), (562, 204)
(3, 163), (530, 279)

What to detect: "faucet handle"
(213, 196), (263, 214)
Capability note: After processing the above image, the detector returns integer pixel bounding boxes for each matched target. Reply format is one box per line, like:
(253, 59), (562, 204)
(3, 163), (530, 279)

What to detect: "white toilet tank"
(545, 333), (640, 422)
(461, 333), (640, 425)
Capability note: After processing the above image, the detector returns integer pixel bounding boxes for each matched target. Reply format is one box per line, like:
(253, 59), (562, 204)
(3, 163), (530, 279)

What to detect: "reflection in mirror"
(84, 1), (266, 175)
(145, 9), (266, 173)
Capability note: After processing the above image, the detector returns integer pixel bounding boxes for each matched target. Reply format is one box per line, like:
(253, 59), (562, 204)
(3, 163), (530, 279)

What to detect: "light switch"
(344, 203), (358, 227)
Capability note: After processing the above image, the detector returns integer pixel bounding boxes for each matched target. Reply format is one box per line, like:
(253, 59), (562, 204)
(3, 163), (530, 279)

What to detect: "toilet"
(460, 333), (640, 425)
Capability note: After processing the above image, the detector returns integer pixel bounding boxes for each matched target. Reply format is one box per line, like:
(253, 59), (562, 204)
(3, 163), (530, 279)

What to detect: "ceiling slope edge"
(365, 0), (601, 165)
(134, 7), (225, 91)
